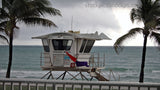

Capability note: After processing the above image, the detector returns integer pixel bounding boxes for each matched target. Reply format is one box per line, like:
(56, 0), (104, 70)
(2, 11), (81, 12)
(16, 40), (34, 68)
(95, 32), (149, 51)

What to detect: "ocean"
(0, 46), (160, 83)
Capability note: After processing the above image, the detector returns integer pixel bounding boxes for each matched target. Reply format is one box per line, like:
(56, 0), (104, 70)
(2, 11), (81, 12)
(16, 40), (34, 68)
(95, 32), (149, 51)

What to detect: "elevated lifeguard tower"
(32, 31), (111, 81)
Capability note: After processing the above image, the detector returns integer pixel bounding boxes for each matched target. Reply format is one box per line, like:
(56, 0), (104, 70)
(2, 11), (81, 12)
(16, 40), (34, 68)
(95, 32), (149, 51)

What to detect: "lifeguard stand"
(32, 31), (111, 81)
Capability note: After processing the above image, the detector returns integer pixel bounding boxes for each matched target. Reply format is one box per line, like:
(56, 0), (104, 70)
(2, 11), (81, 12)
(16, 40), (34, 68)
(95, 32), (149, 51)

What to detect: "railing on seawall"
(0, 78), (160, 90)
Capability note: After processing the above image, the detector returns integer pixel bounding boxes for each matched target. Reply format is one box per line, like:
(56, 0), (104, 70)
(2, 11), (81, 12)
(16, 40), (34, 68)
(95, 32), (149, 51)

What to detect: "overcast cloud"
(1, 0), (145, 46)
(51, 0), (138, 8)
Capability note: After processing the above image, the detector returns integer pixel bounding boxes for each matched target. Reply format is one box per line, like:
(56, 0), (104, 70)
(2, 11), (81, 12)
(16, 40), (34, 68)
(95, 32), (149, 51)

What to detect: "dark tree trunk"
(139, 34), (148, 83)
(6, 30), (13, 78)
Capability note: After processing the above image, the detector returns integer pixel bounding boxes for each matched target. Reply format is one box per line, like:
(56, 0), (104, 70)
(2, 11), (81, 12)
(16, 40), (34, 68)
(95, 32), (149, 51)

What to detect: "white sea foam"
(152, 70), (160, 73)
(0, 70), (89, 79)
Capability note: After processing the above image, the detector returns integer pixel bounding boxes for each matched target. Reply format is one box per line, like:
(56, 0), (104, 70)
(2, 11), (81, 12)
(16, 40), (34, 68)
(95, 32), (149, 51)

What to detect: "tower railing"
(40, 52), (106, 68)
(89, 53), (106, 68)
(40, 52), (51, 67)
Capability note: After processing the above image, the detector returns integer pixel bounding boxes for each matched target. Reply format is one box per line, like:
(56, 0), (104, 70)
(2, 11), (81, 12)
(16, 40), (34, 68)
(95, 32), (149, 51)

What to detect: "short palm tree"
(0, 0), (61, 78)
(114, 0), (160, 83)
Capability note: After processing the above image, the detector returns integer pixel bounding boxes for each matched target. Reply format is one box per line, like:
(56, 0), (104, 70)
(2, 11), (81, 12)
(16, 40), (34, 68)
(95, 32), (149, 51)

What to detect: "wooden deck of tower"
(32, 31), (111, 81)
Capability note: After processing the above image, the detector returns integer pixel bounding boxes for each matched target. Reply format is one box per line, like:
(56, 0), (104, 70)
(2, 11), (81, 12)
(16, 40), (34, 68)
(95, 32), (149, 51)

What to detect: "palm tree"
(114, 0), (160, 83)
(0, 0), (61, 78)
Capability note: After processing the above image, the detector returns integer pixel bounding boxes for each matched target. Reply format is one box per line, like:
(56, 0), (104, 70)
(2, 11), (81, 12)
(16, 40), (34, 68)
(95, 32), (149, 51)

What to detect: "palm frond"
(0, 8), (9, 19)
(146, 18), (157, 29)
(0, 21), (10, 36)
(0, 28), (9, 37)
(114, 28), (143, 54)
(2, 0), (12, 9)
(22, 17), (57, 27)
(157, 18), (160, 26)
(3, 20), (16, 36)
(26, 0), (61, 17)
(147, 1), (160, 22)
(0, 28), (5, 32)
(0, 21), (7, 27)
(16, 7), (41, 19)
(150, 0), (160, 16)
(150, 31), (160, 46)
(38, 7), (61, 16)
(133, 0), (160, 24)
(34, 0), (50, 6)
(130, 8), (142, 23)
(10, 0), (27, 16)
(0, 34), (9, 44)
(153, 18), (160, 30)
(16, 0), (61, 19)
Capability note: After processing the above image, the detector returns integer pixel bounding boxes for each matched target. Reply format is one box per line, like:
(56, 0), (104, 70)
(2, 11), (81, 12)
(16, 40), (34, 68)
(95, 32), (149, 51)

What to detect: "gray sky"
(51, 0), (137, 7)
(1, 0), (156, 46)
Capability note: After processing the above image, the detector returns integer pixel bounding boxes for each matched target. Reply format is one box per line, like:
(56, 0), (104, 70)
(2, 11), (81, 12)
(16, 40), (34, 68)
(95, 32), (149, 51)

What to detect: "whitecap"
(152, 70), (160, 73)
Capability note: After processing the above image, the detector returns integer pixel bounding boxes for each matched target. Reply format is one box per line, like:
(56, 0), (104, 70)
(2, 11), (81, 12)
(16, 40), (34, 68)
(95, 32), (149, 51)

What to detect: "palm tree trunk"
(6, 30), (13, 78)
(139, 34), (148, 83)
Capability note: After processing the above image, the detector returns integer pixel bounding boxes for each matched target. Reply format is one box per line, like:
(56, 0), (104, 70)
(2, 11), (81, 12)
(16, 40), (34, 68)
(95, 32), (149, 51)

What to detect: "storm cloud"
(1, 0), (139, 45)
(51, 0), (138, 8)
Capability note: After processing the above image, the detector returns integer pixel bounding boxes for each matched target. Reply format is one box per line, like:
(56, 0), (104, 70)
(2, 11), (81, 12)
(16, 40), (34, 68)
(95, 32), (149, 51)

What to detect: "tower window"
(42, 39), (50, 52)
(52, 39), (72, 50)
